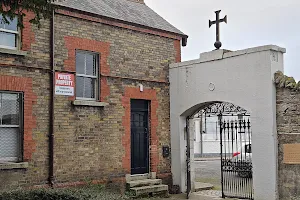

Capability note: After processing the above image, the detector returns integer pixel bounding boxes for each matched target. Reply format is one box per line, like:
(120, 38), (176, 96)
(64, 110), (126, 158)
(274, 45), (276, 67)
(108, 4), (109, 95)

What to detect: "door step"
(126, 173), (168, 197)
(127, 179), (162, 188)
(130, 184), (169, 197)
(126, 173), (149, 182)
(125, 172), (156, 182)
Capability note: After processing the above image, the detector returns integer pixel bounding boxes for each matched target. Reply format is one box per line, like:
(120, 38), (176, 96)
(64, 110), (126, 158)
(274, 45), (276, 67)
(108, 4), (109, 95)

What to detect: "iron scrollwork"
(194, 102), (248, 118)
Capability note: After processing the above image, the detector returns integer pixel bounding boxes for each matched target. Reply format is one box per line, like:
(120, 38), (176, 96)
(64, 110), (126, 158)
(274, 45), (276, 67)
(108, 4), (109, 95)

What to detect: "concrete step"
(125, 173), (149, 182)
(130, 184), (168, 197)
(127, 179), (162, 188)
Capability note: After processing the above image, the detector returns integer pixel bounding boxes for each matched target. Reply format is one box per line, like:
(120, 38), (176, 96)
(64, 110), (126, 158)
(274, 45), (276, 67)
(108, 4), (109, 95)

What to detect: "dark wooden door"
(131, 99), (149, 175)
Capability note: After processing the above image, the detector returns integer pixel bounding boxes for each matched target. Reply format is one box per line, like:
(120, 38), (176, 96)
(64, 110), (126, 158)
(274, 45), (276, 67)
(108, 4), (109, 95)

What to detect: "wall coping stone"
(0, 162), (29, 170)
(170, 44), (286, 69)
(275, 71), (300, 91)
(0, 47), (27, 56)
(72, 100), (109, 107)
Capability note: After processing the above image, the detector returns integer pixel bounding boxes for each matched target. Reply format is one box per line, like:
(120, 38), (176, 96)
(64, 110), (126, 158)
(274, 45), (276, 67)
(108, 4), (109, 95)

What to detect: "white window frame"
(75, 50), (99, 101)
(0, 91), (23, 163)
(0, 17), (19, 50)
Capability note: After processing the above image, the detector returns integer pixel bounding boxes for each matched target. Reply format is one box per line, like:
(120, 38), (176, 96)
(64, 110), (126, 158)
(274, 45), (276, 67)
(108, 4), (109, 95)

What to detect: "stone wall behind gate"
(277, 87), (300, 199)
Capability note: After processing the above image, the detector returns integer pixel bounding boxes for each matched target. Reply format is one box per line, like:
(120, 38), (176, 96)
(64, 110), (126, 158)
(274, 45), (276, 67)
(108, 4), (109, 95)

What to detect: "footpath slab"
(155, 191), (238, 200)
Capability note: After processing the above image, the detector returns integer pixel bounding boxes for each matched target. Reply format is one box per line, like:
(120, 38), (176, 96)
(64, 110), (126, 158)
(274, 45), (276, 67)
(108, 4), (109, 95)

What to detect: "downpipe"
(48, 9), (55, 188)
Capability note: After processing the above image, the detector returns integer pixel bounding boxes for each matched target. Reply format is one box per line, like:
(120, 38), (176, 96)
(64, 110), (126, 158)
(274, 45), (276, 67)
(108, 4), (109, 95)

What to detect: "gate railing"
(220, 118), (253, 200)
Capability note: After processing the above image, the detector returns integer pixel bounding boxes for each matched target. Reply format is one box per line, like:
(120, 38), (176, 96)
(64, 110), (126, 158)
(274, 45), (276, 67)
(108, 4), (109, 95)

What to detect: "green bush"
(0, 188), (92, 200)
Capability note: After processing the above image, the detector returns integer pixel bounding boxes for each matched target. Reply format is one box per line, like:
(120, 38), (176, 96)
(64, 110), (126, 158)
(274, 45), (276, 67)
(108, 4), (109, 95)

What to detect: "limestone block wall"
(276, 72), (300, 199)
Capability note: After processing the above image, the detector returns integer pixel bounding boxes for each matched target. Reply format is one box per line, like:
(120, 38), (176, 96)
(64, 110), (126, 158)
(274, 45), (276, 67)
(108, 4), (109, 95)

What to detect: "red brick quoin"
(121, 87), (159, 174)
(174, 40), (181, 63)
(21, 12), (35, 51)
(64, 36), (111, 102)
(0, 75), (37, 161)
(1, 6), (35, 51)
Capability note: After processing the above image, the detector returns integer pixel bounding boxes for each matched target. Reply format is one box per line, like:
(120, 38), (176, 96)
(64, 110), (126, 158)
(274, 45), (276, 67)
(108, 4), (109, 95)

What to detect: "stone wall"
(0, 8), (181, 190)
(277, 87), (300, 200)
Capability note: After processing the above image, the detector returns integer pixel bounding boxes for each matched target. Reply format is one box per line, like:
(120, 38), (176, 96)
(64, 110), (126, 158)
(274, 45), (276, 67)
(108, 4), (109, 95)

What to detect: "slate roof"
(54, 0), (187, 37)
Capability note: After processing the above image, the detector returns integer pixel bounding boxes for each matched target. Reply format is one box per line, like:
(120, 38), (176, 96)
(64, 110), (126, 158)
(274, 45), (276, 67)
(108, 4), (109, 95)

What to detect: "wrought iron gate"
(220, 117), (253, 199)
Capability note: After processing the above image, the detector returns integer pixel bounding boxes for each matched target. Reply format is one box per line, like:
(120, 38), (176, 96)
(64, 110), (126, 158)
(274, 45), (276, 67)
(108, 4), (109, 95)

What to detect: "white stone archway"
(169, 45), (286, 200)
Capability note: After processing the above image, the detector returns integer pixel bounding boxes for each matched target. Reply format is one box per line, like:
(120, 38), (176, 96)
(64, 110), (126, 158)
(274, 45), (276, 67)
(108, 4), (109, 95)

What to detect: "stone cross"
(209, 10), (227, 49)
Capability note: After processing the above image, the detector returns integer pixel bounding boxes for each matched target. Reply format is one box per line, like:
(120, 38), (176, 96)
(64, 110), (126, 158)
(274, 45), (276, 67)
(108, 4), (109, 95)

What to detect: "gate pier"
(170, 45), (286, 200)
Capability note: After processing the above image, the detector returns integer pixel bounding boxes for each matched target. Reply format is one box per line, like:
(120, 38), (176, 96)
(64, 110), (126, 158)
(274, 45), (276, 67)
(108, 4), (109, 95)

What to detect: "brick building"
(0, 0), (187, 190)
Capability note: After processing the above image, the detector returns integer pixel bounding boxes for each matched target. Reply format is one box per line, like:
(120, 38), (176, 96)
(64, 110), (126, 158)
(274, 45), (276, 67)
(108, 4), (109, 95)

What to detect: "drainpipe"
(48, 9), (55, 188)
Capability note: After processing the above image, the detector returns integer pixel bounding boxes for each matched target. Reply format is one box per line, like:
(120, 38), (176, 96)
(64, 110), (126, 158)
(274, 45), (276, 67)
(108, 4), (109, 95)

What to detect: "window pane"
(0, 93), (19, 125)
(0, 32), (16, 48)
(76, 76), (84, 98)
(76, 52), (85, 75)
(83, 77), (96, 99)
(5, 17), (17, 31)
(0, 16), (17, 31)
(0, 128), (19, 161)
(76, 51), (99, 100)
(76, 77), (96, 99)
(86, 53), (97, 76)
(93, 55), (98, 75)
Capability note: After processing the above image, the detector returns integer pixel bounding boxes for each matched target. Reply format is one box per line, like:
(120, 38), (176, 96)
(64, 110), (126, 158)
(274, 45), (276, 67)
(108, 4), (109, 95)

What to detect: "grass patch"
(0, 185), (169, 200)
(0, 185), (131, 200)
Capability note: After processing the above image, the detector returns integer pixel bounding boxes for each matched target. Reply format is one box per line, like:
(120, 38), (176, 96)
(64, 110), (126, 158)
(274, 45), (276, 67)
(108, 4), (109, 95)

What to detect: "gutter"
(48, 9), (55, 187)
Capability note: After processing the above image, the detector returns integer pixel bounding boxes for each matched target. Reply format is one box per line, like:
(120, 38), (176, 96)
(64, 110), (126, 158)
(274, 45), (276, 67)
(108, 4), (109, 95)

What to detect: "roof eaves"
(54, 3), (188, 46)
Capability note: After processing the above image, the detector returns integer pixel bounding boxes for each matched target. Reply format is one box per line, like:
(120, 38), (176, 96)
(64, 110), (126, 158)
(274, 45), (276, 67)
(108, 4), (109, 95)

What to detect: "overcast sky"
(144, 0), (300, 80)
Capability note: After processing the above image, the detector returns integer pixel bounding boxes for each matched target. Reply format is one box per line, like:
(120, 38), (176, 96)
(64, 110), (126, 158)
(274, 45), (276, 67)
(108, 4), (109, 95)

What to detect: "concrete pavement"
(156, 192), (237, 200)
(195, 160), (221, 190)
(165, 193), (221, 199)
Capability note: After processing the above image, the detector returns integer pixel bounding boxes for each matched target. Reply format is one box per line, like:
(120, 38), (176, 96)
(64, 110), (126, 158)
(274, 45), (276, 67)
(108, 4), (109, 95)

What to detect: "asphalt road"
(195, 160), (222, 190)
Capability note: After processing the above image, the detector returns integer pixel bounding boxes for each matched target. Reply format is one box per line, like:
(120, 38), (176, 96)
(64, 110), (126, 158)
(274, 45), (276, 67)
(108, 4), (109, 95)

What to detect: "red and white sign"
(55, 72), (75, 96)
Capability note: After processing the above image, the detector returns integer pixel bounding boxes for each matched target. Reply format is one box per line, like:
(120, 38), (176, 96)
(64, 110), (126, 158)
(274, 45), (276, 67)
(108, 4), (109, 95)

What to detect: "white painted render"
(169, 45), (285, 200)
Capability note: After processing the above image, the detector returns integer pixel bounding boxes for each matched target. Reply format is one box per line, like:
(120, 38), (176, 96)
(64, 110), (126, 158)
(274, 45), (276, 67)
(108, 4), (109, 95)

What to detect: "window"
(0, 92), (23, 162)
(0, 16), (18, 49)
(76, 50), (99, 100)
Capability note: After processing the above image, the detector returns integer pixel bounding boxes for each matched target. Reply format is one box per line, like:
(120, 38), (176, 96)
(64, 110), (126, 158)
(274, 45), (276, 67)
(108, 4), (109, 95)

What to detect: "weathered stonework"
(277, 83), (300, 199)
(0, 5), (181, 190)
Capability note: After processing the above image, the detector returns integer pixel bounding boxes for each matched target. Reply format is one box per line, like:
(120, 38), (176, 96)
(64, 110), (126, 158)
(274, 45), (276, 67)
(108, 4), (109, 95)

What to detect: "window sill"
(72, 100), (109, 107)
(0, 47), (27, 56)
(0, 162), (29, 170)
